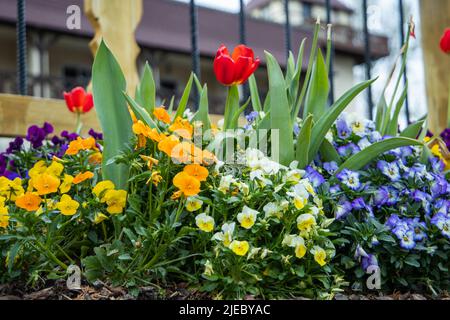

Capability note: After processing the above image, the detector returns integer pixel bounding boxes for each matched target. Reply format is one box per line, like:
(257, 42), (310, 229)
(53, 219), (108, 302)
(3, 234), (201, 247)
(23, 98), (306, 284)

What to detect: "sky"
(175, 0), (427, 125)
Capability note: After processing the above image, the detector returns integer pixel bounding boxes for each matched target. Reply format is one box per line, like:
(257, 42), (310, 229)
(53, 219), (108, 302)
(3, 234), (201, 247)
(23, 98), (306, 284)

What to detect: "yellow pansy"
(229, 240), (250, 256)
(93, 212), (108, 224)
(3, 178), (25, 201)
(28, 161), (47, 179)
(56, 194), (80, 216)
(46, 161), (64, 177)
(92, 180), (115, 202)
(237, 206), (259, 229)
(103, 190), (127, 214)
(33, 173), (60, 195)
(0, 206), (9, 228)
(195, 213), (214, 232)
(59, 174), (74, 194)
(311, 246), (327, 267)
(297, 214), (316, 233)
(185, 197), (203, 212)
(293, 196), (308, 210)
(295, 243), (307, 259)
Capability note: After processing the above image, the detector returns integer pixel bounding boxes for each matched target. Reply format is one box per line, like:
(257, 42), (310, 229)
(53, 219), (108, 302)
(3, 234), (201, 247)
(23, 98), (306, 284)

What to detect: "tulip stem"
(75, 113), (82, 135)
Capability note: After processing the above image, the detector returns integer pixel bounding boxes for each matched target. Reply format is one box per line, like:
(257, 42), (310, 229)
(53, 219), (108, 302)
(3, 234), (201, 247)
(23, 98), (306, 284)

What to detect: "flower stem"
(75, 112), (82, 134)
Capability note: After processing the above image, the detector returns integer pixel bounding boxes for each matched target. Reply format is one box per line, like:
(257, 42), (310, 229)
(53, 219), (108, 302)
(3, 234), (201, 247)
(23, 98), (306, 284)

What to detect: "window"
(63, 65), (90, 91)
(303, 3), (312, 20)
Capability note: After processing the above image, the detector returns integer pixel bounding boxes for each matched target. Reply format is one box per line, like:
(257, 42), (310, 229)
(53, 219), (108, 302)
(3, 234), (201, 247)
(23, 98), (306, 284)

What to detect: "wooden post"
(84, 0), (143, 94)
(420, 0), (450, 133)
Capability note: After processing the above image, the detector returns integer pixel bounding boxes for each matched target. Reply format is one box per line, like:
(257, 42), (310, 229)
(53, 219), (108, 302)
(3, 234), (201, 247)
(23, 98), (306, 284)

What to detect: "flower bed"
(1, 22), (450, 300)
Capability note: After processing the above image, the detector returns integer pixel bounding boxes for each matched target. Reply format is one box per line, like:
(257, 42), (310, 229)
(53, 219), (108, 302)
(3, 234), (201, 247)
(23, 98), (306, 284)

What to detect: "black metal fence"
(14, 0), (411, 120)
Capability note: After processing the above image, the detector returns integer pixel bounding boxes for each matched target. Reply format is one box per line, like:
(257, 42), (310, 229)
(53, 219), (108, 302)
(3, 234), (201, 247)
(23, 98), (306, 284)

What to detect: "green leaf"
(303, 49), (329, 119)
(296, 115), (313, 168)
(192, 84), (211, 130)
(123, 92), (160, 132)
(336, 137), (423, 173)
(230, 98), (251, 130)
(256, 110), (271, 131)
(92, 41), (134, 189)
(223, 85), (240, 130)
(7, 242), (21, 272)
(400, 117), (426, 139)
(420, 144), (432, 164)
(248, 75), (262, 112)
(168, 95), (175, 114)
(292, 21), (320, 119)
(309, 78), (377, 164)
(175, 73), (194, 119)
(386, 83), (408, 136)
(140, 62), (156, 113)
(263, 91), (271, 113)
(320, 139), (342, 164)
(375, 95), (388, 132)
(285, 51), (296, 86)
(289, 39), (306, 109)
(265, 51), (294, 165)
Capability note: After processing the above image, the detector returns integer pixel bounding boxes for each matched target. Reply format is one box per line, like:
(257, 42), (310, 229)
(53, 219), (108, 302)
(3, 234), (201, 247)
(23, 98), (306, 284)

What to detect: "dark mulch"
(0, 280), (209, 300)
(1, 281), (449, 300)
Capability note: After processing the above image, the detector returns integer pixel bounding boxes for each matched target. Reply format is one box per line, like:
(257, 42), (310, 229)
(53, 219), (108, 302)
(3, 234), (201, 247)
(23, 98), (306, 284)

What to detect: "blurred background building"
(0, 0), (390, 114)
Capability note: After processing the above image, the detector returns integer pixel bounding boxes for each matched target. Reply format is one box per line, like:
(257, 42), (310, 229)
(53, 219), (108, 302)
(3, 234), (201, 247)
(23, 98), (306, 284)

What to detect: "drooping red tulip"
(63, 87), (94, 114)
(213, 44), (260, 86)
(440, 28), (450, 54)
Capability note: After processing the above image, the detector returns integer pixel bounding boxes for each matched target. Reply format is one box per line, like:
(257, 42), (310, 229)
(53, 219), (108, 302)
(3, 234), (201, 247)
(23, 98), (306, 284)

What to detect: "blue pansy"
(336, 169), (361, 191)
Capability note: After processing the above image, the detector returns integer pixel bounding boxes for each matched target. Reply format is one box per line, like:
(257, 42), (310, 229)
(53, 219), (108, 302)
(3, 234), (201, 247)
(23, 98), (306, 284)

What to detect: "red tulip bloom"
(213, 44), (260, 86)
(64, 87), (94, 114)
(440, 28), (450, 54)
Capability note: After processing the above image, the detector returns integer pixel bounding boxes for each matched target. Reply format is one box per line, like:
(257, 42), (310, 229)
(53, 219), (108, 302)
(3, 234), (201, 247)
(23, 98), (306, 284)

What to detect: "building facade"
(0, 0), (389, 114)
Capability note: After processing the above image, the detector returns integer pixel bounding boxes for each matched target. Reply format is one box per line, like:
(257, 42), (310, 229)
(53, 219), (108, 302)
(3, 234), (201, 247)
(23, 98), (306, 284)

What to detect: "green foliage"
(336, 137), (423, 173)
(92, 41), (134, 189)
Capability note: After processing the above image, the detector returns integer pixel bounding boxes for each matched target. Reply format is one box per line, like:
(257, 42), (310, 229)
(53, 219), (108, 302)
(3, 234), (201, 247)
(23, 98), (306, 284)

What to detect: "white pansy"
(259, 158), (281, 175)
(237, 206), (259, 229)
(245, 148), (265, 169)
(218, 175), (236, 193)
(212, 222), (235, 247)
(279, 199), (290, 211)
(247, 247), (261, 260)
(263, 202), (281, 218)
(282, 234), (305, 248)
(260, 248), (272, 259)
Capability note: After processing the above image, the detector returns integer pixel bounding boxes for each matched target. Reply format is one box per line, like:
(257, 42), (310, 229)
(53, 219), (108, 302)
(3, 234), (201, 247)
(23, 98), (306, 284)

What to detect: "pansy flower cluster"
(197, 148), (338, 299)
(313, 113), (450, 289)
(1, 123), (103, 180)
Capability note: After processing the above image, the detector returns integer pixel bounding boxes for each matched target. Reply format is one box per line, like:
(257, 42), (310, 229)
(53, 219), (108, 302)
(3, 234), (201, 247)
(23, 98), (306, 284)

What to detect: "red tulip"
(63, 87), (94, 114)
(213, 44), (260, 86)
(440, 28), (450, 54)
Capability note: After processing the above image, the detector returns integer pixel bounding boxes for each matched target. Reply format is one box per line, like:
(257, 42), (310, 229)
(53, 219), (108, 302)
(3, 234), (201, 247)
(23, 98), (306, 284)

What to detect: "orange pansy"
(173, 172), (201, 197)
(158, 135), (180, 157)
(169, 117), (193, 140)
(183, 164), (209, 182)
(15, 193), (42, 212)
(153, 107), (171, 124)
(73, 171), (94, 184)
(65, 138), (84, 156)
